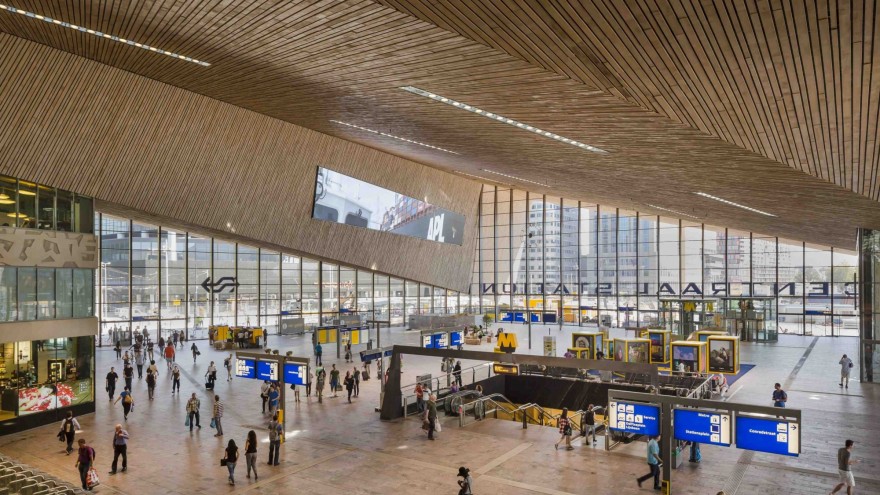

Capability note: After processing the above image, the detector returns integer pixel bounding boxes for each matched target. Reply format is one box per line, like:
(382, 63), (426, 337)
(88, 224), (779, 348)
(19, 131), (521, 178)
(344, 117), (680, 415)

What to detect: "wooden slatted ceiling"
(376, 0), (880, 199)
(0, 1), (876, 250)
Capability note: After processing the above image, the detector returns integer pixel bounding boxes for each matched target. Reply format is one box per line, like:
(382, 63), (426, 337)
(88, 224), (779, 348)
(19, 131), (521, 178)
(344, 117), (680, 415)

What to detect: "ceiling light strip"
(400, 86), (607, 154)
(481, 169), (549, 188)
(645, 204), (700, 219)
(330, 120), (458, 154)
(454, 171), (512, 185)
(0, 4), (210, 66)
(694, 192), (776, 217)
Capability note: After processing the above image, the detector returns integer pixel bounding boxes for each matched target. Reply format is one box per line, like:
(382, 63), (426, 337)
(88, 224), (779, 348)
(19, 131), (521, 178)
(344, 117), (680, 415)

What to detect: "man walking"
(268, 384), (280, 417)
(772, 383), (787, 408)
(831, 439), (859, 494)
(106, 367), (118, 401)
(134, 349), (145, 379)
(453, 360), (462, 387)
(60, 411), (81, 455)
(224, 353), (233, 381)
(839, 354), (853, 389)
(191, 342), (199, 363)
(316, 366), (326, 403)
(74, 438), (94, 491)
(146, 369), (157, 400)
(426, 394), (438, 441)
(330, 364), (340, 398)
(213, 395), (225, 437)
(636, 434), (662, 490)
(164, 341), (176, 370)
(315, 342), (323, 366)
(109, 424), (128, 474)
(261, 381), (271, 414)
(123, 364), (133, 392)
(268, 413), (282, 466)
(171, 364), (181, 395)
(353, 367), (360, 397)
(582, 404), (599, 446)
(187, 393), (201, 431)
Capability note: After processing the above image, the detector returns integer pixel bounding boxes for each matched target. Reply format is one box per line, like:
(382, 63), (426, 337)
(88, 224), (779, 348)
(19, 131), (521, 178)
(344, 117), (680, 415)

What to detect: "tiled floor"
(0, 324), (877, 494)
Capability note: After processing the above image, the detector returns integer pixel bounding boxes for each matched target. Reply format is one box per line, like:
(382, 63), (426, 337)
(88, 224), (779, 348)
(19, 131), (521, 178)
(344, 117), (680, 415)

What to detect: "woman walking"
(344, 371), (355, 403)
(244, 430), (258, 480)
(223, 439), (239, 485)
(555, 408), (574, 451)
(114, 386), (134, 420)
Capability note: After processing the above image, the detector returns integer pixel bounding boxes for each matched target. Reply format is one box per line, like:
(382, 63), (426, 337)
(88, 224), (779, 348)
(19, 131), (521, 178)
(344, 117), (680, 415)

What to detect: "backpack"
(123, 393), (133, 404)
(224, 358), (230, 367)
(64, 418), (73, 433)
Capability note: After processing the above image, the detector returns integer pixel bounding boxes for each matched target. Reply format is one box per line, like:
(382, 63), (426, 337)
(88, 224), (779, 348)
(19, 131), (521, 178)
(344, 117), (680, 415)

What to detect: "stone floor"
(0, 324), (877, 495)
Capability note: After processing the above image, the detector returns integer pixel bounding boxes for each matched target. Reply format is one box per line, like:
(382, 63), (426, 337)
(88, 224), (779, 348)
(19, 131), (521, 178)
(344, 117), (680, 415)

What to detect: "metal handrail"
(400, 362), (493, 393)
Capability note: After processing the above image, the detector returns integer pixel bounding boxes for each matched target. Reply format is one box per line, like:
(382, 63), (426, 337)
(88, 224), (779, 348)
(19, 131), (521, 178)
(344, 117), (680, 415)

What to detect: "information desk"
(608, 400), (660, 436)
(673, 408), (731, 446)
(735, 414), (800, 456)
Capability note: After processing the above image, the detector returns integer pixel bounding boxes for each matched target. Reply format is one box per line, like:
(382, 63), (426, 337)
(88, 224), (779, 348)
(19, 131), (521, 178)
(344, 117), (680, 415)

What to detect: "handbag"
(196, 351), (201, 355)
(434, 418), (442, 433)
(87, 467), (100, 488)
(220, 458), (228, 467)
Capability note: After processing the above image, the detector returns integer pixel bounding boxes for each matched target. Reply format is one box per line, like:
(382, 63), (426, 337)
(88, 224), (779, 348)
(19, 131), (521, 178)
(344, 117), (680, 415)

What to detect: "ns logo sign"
(494, 332), (518, 354)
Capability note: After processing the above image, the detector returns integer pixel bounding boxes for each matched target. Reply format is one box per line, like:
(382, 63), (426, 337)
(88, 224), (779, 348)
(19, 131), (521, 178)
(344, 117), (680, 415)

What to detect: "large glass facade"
(475, 186), (859, 336)
(96, 214), (474, 344)
(0, 176), (92, 232)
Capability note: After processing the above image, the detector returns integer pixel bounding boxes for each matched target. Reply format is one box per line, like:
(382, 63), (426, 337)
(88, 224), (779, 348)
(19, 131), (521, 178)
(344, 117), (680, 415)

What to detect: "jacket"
(427, 401), (438, 421)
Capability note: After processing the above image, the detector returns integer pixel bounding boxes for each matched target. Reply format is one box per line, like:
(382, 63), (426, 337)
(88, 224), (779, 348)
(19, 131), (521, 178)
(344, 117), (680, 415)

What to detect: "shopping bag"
(185, 415), (191, 427)
(434, 418), (442, 433)
(210, 417), (216, 429)
(87, 467), (100, 488)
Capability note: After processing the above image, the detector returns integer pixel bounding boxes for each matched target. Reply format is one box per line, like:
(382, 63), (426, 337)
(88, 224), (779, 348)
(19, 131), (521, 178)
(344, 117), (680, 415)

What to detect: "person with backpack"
(772, 383), (788, 408)
(105, 367), (119, 401)
(74, 438), (95, 491)
(267, 413), (282, 466)
(457, 467), (473, 495)
(59, 411), (81, 455)
(146, 369), (157, 400)
(555, 407), (573, 450)
(186, 393), (201, 432)
(114, 386), (134, 420)
(582, 404), (600, 446)
(839, 354), (854, 389)
(147, 359), (160, 379)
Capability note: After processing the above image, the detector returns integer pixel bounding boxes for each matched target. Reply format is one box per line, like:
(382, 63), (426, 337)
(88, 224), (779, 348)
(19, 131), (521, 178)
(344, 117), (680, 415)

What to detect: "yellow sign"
(494, 332), (518, 353)
(492, 363), (519, 375)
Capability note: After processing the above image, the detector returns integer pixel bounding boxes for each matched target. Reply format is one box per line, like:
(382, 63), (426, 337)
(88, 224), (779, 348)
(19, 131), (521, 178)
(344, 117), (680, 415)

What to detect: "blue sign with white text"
(256, 360), (279, 381)
(608, 401), (660, 436)
(235, 358), (255, 379)
(735, 415), (800, 456)
(283, 363), (307, 386)
(674, 409), (731, 446)
(450, 331), (463, 347)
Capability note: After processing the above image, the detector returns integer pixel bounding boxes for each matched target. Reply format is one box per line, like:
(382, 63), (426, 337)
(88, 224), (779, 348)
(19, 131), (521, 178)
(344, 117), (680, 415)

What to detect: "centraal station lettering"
(481, 281), (856, 297)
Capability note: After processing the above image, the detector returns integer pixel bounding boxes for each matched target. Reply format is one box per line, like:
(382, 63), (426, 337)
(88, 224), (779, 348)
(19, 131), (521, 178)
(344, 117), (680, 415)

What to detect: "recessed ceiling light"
(0, 4), (210, 66)
(693, 192), (776, 217)
(481, 169), (549, 188)
(645, 204), (701, 219)
(330, 120), (458, 154)
(400, 86), (608, 154)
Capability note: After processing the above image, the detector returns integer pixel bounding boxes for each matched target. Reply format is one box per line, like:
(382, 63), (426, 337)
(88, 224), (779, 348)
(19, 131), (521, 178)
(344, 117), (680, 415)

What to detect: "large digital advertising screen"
(312, 167), (466, 245)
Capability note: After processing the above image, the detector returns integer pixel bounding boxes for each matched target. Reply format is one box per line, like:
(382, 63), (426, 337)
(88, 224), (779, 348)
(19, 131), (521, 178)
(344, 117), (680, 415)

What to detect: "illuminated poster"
(313, 167), (466, 245)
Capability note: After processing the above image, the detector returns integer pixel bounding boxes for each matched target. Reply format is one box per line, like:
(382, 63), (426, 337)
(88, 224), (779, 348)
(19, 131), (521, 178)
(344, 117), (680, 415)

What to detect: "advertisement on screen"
(608, 401), (660, 436)
(709, 339), (735, 373)
(312, 167), (466, 245)
(735, 415), (800, 456)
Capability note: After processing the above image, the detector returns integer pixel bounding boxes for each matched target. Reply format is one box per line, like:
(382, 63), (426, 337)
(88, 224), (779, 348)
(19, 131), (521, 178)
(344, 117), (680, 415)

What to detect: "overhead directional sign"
(256, 360), (279, 381)
(360, 346), (394, 362)
(283, 363), (307, 386)
(608, 401), (660, 436)
(492, 363), (519, 375)
(235, 358), (255, 379)
(450, 331), (463, 347)
(673, 408), (731, 446)
(735, 415), (800, 456)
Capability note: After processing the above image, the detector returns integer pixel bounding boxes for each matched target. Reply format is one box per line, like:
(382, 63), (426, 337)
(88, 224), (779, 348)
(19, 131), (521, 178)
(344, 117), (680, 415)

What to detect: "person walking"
(315, 342), (323, 366)
(260, 381), (271, 414)
(330, 364), (340, 398)
(772, 383), (788, 408)
(122, 351), (131, 368)
(213, 395), (225, 437)
(171, 363), (181, 395)
(344, 371), (355, 403)
(453, 360), (462, 387)
(555, 407), (573, 450)
(60, 411), (81, 455)
(245, 430), (258, 480)
(147, 359), (159, 378)
(105, 367), (119, 401)
(115, 386), (134, 420)
(224, 353), (233, 381)
(134, 350), (145, 379)
(415, 382), (425, 413)
(114, 341), (122, 360)
(268, 413), (282, 466)
(457, 467), (473, 495)
(316, 366), (326, 403)
(268, 385), (280, 417)
(353, 367), (360, 397)
(164, 342), (176, 370)
(839, 354), (854, 389)
(146, 369), (157, 400)
(109, 424), (128, 474)
(123, 364), (133, 392)
(426, 394), (438, 441)
(207, 361), (217, 389)
(191, 342), (199, 363)
(147, 340), (154, 361)
(223, 439), (239, 485)
(831, 439), (859, 495)
(186, 393), (201, 431)
(636, 434), (662, 490)
(74, 438), (95, 491)
(582, 404), (599, 445)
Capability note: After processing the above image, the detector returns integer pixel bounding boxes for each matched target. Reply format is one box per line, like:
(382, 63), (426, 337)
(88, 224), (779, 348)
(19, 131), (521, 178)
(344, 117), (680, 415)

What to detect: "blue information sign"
(735, 415), (800, 456)
(283, 363), (307, 386)
(450, 331), (463, 347)
(673, 408), (731, 446)
(256, 360), (279, 381)
(235, 358), (255, 379)
(608, 401), (661, 436)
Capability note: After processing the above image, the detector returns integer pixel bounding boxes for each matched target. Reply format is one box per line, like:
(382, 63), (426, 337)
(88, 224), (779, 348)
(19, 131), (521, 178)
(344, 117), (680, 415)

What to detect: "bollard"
(522, 411), (527, 429)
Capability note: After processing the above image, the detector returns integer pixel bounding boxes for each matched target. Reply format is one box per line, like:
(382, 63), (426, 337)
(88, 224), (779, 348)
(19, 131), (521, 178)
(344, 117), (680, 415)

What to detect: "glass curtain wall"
(96, 213), (467, 343)
(474, 185), (860, 336)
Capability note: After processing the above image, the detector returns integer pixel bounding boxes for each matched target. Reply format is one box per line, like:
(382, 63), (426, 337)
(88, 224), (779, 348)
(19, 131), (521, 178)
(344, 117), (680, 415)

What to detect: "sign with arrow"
(673, 408), (731, 446)
(201, 276), (239, 293)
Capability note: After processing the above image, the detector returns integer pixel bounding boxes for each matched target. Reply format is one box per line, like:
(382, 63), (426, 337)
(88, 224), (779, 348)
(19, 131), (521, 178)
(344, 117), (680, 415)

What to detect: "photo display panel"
(313, 167), (466, 245)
